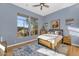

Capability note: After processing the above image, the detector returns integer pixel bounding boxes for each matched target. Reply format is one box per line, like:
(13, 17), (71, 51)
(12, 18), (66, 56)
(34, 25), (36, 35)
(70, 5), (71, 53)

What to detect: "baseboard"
(71, 43), (79, 47)
(63, 43), (71, 45)
(7, 39), (37, 48)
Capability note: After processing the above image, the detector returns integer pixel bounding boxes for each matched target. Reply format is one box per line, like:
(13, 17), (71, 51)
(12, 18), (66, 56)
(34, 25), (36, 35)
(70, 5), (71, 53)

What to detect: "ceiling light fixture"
(33, 3), (49, 10)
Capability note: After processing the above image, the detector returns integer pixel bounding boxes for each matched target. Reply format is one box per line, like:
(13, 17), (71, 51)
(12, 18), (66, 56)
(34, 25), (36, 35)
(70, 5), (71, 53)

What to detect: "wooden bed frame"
(38, 29), (63, 49)
(38, 38), (52, 49)
(38, 38), (62, 49)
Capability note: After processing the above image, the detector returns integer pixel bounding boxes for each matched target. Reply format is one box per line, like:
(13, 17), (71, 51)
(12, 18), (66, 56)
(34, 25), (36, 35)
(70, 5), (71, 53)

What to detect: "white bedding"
(38, 34), (62, 44)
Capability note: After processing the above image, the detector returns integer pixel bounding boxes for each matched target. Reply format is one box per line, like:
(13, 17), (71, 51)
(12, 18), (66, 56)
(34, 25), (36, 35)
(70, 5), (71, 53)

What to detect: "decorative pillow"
(48, 29), (63, 35)
(55, 31), (59, 35)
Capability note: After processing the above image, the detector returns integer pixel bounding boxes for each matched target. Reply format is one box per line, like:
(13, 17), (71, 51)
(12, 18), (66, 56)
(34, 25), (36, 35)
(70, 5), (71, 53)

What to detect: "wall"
(44, 4), (79, 35)
(44, 4), (79, 45)
(0, 3), (44, 46)
(0, 3), (79, 46)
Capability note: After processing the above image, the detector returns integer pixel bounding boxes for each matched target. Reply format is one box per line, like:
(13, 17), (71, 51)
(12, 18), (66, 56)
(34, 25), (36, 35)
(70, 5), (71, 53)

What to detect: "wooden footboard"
(38, 38), (62, 49)
(38, 39), (52, 49)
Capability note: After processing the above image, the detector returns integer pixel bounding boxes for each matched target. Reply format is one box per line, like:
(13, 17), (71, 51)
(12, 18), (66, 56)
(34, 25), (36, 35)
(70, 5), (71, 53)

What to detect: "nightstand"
(63, 35), (71, 45)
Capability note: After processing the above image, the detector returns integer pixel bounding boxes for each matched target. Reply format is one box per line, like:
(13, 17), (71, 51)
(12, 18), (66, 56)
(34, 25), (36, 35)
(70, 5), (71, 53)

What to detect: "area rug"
(13, 42), (46, 56)
(13, 41), (68, 56)
(37, 48), (65, 56)
(37, 44), (68, 56)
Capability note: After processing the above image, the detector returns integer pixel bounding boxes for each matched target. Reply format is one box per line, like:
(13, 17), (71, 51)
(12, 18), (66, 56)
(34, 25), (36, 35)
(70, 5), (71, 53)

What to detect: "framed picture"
(65, 18), (74, 25)
(51, 19), (60, 29)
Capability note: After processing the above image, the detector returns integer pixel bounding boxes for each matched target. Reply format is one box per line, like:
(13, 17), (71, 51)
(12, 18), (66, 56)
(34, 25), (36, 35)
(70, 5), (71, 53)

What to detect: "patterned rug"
(37, 48), (65, 56)
(13, 41), (46, 56)
(13, 41), (68, 56)
(37, 44), (68, 56)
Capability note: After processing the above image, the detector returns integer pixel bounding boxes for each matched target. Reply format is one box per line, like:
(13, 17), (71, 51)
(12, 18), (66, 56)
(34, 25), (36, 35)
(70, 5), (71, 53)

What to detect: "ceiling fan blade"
(33, 4), (40, 7)
(44, 5), (49, 8)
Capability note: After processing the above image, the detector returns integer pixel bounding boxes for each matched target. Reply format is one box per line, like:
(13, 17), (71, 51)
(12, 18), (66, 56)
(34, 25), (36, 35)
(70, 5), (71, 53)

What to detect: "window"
(68, 26), (79, 37)
(17, 15), (29, 37)
(30, 17), (38, 35)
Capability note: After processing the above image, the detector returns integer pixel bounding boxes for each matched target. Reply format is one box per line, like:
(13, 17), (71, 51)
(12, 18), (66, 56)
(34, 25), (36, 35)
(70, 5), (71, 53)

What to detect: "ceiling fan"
(33, 3), (49, 10)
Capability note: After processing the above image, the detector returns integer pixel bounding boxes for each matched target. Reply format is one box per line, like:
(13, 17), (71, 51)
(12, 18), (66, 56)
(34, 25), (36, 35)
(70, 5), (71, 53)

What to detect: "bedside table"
(63, 35), (71, 45)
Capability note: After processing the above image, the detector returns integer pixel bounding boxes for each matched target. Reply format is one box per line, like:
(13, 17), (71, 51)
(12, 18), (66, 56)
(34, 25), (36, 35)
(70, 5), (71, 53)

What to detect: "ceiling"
(13, 3), (76, 16)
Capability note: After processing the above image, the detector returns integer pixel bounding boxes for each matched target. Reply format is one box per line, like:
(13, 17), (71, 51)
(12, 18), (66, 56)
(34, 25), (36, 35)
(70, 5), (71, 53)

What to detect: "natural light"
(68, 26), (79, 37)
(17, 16), (29, 28)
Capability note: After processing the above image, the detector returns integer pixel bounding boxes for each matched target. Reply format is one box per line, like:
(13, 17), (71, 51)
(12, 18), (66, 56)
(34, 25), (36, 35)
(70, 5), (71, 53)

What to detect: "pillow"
(48, 29), (63, 36)
(48, 31), (54, 34)
(55, 31), (60, 35)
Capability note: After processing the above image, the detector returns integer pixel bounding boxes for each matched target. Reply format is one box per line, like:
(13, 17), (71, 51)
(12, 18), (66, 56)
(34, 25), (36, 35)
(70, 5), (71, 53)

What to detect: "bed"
(38, 29), (63, 49)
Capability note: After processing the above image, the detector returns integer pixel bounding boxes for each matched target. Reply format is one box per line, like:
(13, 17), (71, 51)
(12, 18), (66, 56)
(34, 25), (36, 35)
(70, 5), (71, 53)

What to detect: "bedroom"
(0, 3), (79, 56)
